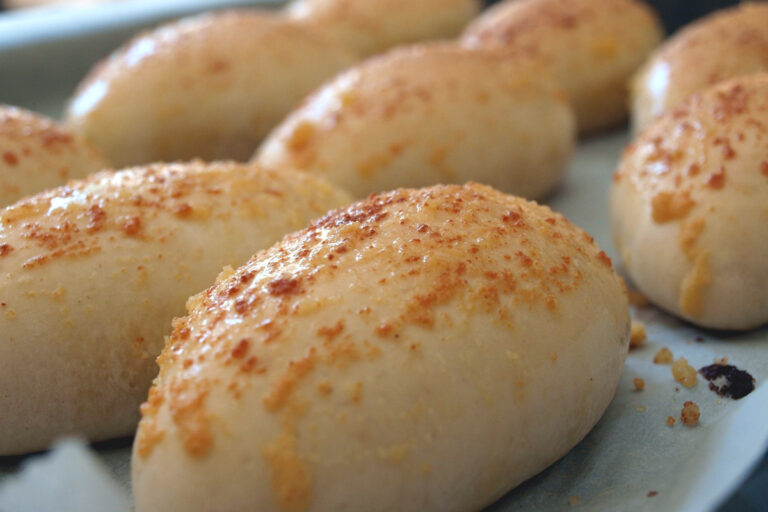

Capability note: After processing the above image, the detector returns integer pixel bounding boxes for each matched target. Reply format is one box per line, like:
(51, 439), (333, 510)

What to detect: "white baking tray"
(0, 2), (766, 511)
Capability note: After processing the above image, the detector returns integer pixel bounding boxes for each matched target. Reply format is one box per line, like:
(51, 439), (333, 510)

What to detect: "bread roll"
(0, 106), (108, 207)
(0, 161), (350, 455)
(132, 183), (629, 512)
(256, 44), (575, 200)
(286, 0), (480, 57)
(631, 3), (768, 133)
(65, 11), (357, 167)
(462, 0), (663, 135)
(612, 74), (768, 330)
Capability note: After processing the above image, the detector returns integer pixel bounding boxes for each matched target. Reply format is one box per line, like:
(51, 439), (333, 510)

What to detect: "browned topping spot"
(630, 321), (647, 348)
(653, 347), (674, 364)
(687, 164), (700, 176)
(317, 320), (345, 340)
(268, 278), (302, 297)
(672, 358), (698, 388)
(86, 205), (106, 233)
(0, 244), (12, 257)
(666, 416), (676, 427)
(263, 349), (317, 412)
(680, 218), (706, 254)
(651, 191), (696, 223)
(706, 167), (726, 189)
(699, 364), (755, 399)
(231, 338), (250, 359)
(2, 151), (19, 166)
(122, 216), (142, 236)
(168, 383), (212, 457)
(633, 378), (645, 391)
(173, 203), (193, 217)
(596, 251), (612, 267)
(681, 401), (700, 426)
(286, 121), (316, 153)
(135, 421), (165, 459)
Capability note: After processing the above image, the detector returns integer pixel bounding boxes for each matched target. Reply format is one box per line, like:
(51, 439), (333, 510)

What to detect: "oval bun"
(462, 0), (663, 134)
(0, 161), (350, 455)
(631, 3), (768, 133)
(132, 183), (629, 512)
(256, 44), (575, 200)
(66, 11), (356, 167)
(0, 105), (108, 207)
(613, 74), (768, 330)
(286, 0), (481, 57)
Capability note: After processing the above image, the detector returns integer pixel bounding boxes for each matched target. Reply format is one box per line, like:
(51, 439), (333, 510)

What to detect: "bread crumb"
(653, 347), (673, 364)
(636, 406), (646, 412)
(666, 416), (676, 427)
(569, 495), (580, 506)
(647, 491), (659, 497)
(681, 401), (700, 426)
(628, 290), (649, 308)
(672, 358), (698, 388)
(633, 378), (645, 391)
(630, 321), (647, 348)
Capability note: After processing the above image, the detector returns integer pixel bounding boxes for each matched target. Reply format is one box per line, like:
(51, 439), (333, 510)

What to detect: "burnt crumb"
(699, 364), (755, 399)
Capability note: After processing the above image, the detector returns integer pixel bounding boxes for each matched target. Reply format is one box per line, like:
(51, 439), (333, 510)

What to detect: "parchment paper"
(1, 133), (766, 512)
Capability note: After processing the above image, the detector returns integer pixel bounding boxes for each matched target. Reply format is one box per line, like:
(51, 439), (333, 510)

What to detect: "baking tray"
(1, 1), (767, 511)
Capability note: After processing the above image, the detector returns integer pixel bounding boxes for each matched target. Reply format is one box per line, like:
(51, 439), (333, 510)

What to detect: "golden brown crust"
(0, 161), (350, 455)
(133, 183), (629, 512)
(613, 74), (768, 329)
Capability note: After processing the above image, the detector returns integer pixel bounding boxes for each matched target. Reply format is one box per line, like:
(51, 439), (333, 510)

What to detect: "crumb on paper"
(695, 336), (705, 343)
(672, 358), (698, 388)
(629, 321), (647, 348)
(628, 289), (649, 308)
(647, 491), (659, 497)
(569, 495), (580, 506)
(653, 347), (674, 364)
(681, 401), (700, 426)
(715, 357), (728, 365)
(636, 406), (646, 412)
(633, 377), (645, 391)
(666, 416), (676, 427)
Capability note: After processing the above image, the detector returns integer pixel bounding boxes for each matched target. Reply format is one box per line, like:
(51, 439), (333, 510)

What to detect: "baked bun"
(132, 183), (629, 512)
(286, 0), (480, 57)
(631, 3), (768, 133)
(0, 162), (350, 455)
(0, 106), (108, 207)
(256, 44), (575, 200)
(462, 0), (663, 135)
(612, 74), (768, 330)
(65, 11), (356, 167)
